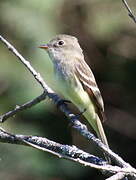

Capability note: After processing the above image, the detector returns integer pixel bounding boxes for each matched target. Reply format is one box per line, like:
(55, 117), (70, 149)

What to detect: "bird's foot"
(57, 99), (71, 108)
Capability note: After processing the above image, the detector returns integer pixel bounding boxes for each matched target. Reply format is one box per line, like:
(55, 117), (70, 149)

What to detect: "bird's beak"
(38, 44), (49, 50)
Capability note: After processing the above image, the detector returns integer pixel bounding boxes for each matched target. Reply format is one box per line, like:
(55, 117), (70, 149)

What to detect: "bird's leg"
(57, 99), (71, 108)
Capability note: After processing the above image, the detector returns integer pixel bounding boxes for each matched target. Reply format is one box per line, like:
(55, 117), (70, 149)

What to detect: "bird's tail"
(95, 114), (111, 163)
(83, 110), (110, 163)
(95, 114), (109, 147)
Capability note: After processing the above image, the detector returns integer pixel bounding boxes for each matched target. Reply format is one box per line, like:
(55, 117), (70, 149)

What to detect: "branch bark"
(0, 127), (135, 178)
(0, 127), (104, 166)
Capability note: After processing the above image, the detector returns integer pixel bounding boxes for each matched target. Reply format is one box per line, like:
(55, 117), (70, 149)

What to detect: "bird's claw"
(57, 99), (71, 108)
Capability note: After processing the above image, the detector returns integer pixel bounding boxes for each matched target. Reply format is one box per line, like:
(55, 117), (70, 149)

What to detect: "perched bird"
(39, 34), (109, 149)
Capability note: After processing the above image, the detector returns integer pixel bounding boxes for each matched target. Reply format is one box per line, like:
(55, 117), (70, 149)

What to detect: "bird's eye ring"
(58, 40), (65, 46)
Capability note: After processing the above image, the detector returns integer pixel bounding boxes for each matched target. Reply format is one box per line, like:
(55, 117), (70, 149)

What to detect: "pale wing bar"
(75, 59), (104, 113)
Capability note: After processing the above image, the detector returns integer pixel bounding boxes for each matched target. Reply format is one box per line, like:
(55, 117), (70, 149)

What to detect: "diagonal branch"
(0, 91), (47, 122)
(0, 35), (55, 94)
(122, 0), (136, 23)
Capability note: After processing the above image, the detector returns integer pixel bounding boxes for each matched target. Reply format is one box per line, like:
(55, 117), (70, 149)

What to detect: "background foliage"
(0, 0), (136, 179)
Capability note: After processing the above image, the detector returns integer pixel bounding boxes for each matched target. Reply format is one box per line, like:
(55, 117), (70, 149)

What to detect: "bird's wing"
(75, 58), (105, 121)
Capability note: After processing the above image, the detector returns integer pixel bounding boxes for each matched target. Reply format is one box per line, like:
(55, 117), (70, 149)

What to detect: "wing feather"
(75, 58), (105, 120)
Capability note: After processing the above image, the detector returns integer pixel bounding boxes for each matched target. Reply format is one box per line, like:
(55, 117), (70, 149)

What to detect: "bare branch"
(122, 0), (136, 23)
(0, 127), (136, 178)
(0, 35), (136, 180)
(0, 92), (47, 122)
(106, 172), (126, 180)
(0, 128), (106, 168)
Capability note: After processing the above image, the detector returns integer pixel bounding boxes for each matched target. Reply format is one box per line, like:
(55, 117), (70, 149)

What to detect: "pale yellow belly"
(56, 73), (100, 133)
(56, 74), (96, 116)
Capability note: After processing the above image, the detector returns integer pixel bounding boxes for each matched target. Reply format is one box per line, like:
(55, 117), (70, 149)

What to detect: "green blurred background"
(0, 0), (136, 179)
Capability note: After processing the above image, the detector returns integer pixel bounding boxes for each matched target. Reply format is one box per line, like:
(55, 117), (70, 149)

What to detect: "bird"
(39, 34), (109, 150)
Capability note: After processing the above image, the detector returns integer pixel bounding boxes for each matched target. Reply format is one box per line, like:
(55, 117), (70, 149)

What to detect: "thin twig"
(122, 0), (136, 23)
(0, 92), (47, 122)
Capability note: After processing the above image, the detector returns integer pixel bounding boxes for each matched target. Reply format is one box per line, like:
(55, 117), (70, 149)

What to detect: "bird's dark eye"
(58, 40), (65, 46)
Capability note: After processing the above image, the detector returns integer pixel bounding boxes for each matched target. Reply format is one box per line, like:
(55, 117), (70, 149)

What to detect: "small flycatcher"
(39, 34), (108, 147)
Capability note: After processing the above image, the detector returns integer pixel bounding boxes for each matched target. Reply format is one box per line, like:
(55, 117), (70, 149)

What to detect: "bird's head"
(39, 34), (83, 63)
